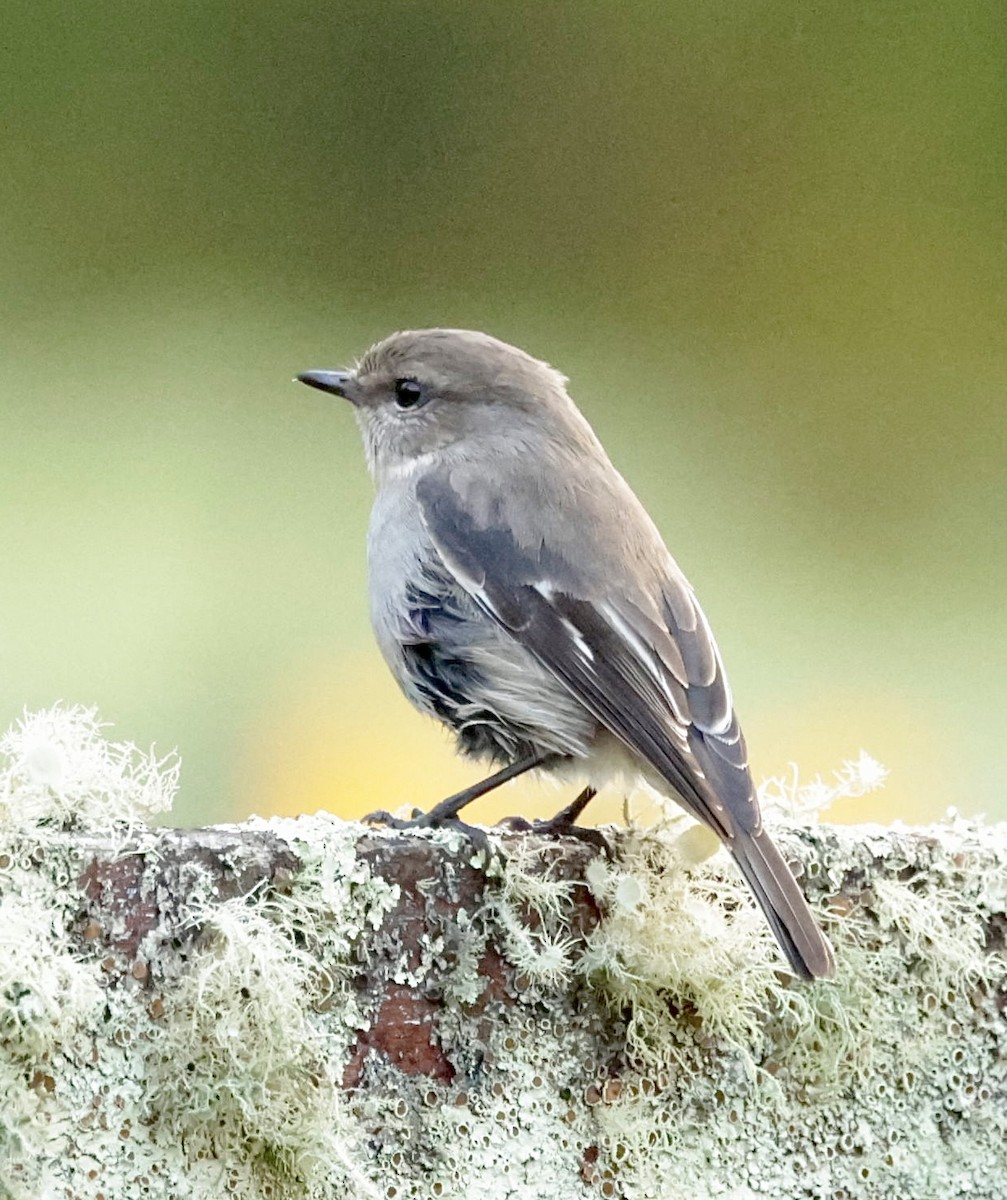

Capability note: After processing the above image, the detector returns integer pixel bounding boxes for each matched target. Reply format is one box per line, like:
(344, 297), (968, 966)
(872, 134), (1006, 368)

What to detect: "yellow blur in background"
(237, 648), (963, 830)
(2, 3), (1004, 827)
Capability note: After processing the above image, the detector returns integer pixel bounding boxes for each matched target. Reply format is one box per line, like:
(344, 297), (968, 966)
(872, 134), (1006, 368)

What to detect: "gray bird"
(298, 329), (835, 980)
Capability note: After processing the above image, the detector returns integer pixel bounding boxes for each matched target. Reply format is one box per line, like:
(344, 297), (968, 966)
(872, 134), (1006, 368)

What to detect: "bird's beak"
(296, 369), (356, 400)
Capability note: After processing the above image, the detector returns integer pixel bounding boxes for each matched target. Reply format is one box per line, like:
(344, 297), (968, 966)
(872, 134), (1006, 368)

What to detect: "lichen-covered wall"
(1, 707), (1005, 1199)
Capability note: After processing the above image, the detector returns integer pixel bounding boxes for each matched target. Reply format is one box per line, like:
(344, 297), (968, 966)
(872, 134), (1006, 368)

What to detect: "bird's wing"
(415, 468), (760, 843)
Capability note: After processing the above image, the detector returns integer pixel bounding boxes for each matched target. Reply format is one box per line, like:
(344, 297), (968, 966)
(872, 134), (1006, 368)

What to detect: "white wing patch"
(558, 616), (595, 662)
(534, 584), (597, 663)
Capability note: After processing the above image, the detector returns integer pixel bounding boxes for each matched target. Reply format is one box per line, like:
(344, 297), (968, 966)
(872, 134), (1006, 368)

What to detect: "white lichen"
(0, 703), (178, 833)
(142, 898), (375, 1196)
(758, 749), (890, 819)
(576, 818), (1007, 1198)
(489, 837), (582, 989)
(0, 712), (1004, 1199)
(0, 892), (105, 1167)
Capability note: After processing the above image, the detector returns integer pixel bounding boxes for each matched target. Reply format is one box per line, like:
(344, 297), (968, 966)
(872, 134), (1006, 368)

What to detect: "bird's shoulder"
(419, 444), (672, 596)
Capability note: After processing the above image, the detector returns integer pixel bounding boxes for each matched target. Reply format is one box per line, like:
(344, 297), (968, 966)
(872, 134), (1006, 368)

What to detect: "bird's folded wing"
(415, 469), (761, 842)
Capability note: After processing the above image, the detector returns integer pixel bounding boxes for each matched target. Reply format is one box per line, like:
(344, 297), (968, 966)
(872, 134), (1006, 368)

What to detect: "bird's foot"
(361, 807), (495, 859)
(362, 806), (425, 828)
(496, 787), (614, 857)
(497, 814), (613, 857)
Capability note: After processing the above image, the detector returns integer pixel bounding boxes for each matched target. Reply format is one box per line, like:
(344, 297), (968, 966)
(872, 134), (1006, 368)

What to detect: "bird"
(297, 328), (835, 980)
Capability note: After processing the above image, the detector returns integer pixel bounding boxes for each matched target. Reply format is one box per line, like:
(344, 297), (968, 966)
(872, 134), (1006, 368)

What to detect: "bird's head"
(298, 328), (580, 480)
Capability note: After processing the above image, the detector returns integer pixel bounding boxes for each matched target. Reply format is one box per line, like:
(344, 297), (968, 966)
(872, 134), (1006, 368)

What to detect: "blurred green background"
(2, 1), (1004, 828)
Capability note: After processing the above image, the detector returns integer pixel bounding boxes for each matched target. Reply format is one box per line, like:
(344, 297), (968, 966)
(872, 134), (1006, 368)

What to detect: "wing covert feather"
(416, 469), (760, 841)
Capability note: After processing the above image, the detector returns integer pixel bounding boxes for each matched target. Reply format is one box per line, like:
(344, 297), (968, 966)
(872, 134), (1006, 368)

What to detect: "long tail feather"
(731, 830), (836, 980)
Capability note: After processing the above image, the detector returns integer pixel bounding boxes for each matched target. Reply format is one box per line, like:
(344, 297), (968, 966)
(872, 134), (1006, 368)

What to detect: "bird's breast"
(365, 489), (596, 763)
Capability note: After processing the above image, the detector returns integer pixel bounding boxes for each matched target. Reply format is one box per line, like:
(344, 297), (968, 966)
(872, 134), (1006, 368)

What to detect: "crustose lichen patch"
(0, 707), (1004, 1198)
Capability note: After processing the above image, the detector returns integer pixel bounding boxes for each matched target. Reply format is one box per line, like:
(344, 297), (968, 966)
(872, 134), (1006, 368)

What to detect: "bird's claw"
(361, 808), (496, 860)
(496, 813), (614, 858)
(362, 807), (426, 827)
(535, 818), (614, 858)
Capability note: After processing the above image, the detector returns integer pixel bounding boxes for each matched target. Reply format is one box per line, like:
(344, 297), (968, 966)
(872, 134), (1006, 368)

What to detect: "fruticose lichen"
(1, 706), (1005, 1199)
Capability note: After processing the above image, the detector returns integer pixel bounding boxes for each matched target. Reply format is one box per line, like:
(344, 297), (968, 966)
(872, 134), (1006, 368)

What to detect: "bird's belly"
(381, 579), (597, 764)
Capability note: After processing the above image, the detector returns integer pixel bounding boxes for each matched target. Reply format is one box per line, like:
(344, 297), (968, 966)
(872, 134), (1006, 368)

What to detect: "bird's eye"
(394, 378), (426, 410)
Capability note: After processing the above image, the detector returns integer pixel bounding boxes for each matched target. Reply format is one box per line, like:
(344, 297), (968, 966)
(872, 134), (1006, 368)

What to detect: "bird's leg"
(420, 751), (558, 825)
(363, 750), (557, 830)
(537, 786), (598, 830)
(536, 787), (612, 855)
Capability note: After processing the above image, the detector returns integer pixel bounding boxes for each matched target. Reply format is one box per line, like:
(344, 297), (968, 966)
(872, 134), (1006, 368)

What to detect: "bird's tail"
(730, 829), (836, 980)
